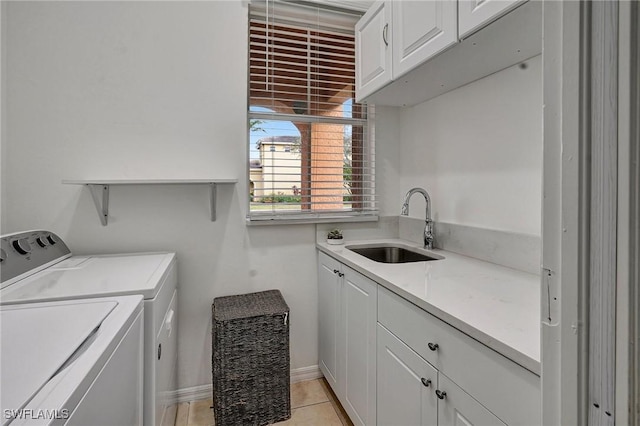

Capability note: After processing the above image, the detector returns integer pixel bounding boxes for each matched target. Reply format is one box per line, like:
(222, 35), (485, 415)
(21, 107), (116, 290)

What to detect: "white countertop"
(316, 238), (541, 375)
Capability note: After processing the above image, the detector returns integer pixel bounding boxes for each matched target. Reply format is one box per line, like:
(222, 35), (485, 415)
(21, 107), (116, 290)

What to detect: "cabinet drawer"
(378, 286), (540, 425)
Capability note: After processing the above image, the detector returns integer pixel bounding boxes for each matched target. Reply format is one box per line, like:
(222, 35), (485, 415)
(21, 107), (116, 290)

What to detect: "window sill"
(245, 214), (378, 226)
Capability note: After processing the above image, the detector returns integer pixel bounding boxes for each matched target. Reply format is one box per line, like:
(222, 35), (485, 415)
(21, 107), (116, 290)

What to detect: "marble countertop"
(316, 238), (541, 375)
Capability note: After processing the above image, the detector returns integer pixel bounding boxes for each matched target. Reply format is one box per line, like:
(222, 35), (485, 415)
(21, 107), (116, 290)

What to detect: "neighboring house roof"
(256, 135), (300, 150)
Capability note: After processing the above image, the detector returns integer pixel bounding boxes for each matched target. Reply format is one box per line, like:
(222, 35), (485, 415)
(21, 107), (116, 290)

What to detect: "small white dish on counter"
(327, 238), (344, 245)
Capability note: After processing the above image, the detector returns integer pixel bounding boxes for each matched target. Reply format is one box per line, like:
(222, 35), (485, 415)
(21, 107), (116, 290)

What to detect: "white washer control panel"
(1, 230), (71, 285)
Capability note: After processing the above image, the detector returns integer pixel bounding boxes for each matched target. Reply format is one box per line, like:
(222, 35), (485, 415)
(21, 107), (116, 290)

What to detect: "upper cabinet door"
(458, 0), (523, 39)
(355, 0), (392, 102)
(392, 0), (457, 80)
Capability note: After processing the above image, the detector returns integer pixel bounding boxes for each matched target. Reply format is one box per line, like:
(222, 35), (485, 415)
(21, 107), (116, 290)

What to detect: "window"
(248, 0), (376, 223)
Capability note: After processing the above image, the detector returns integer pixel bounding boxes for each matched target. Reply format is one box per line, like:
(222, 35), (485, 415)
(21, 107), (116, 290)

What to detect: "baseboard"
(290, 365), (323, 382)
(174, 384), (212, 404)
(172, 365), (323, 403)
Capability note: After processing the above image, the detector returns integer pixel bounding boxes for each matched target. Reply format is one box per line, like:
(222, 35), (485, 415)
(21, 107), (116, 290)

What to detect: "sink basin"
(346, 244), (443, 264)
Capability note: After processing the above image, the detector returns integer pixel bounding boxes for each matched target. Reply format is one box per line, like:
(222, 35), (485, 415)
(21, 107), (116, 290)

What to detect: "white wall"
(2, 0), (539, 394)
(2, 0), (402, 391)
(398, 55), (543, 236)
(1, 1), (7, 227)
(374, 105), (402, 214)
(1, 0), (324, 390)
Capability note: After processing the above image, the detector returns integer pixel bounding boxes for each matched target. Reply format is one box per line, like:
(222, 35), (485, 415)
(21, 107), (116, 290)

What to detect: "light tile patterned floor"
(175, 378), (353, 426)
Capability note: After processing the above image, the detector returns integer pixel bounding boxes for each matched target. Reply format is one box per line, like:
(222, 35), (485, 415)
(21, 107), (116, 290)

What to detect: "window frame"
(246, 3), (377, 225)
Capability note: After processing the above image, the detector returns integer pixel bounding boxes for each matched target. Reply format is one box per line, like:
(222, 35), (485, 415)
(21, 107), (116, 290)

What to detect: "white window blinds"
(248, 0), (376, 223)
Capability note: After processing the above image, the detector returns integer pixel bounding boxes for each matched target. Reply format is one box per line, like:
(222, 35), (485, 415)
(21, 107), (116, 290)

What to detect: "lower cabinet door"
(436, 374), (507, 426)
(377, 323), (438, 426)
(342, 267), (378, 426)
(318, 252), (342, 393)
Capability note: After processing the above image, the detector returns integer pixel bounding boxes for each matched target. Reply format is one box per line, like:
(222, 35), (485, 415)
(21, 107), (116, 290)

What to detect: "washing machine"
(0, 230), (178, 426)
(1, 295), (144, 426)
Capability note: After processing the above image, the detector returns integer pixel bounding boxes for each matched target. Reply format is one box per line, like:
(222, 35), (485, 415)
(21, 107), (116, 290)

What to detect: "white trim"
(249, 0), (360, 33)
(171, 366), (324, 404)
(588, 2), (619, 423)
(541, 1), (587, 424)
(311, 0), (372, 13)
(173, 384), (212, 404)
(289, 365), (324, 382)
(616, 2), (631, 424)
(246, 214), (378, 226)
(616, 1), (640, 423)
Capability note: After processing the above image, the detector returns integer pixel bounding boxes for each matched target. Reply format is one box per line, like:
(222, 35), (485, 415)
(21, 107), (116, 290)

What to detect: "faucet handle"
(424, 220), (435, 250)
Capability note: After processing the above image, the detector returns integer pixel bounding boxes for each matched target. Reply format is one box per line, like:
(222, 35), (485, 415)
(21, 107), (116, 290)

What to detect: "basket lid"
(213, 289), (289, 321)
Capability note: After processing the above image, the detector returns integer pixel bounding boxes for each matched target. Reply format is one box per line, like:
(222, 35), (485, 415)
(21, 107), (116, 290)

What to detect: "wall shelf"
(62, 179), (238, 225)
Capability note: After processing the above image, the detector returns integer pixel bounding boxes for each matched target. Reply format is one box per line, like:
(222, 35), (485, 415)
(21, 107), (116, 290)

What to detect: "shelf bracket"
(88, 184), (110, 226)
(210, 183), (217, 222)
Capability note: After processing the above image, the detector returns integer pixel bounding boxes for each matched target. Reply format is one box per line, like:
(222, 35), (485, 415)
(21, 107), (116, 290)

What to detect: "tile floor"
(175, 378), (353, 426)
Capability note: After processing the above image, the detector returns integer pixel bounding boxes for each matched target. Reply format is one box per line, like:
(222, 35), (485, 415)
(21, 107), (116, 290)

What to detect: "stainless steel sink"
(346, 244), (443, 264)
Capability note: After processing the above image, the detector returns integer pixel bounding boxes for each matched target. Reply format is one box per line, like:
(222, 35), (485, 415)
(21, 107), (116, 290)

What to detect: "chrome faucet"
(401, 187), (435, 250)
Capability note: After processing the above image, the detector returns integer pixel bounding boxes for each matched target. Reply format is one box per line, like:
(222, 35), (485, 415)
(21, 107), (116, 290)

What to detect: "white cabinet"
(378, 286), (540, 426)
(377, 324), (437, 426)
(355, 0), (540, 106)
(392, 0), (457, 79)
(318, 252), (341, 391)
(355, 0), (457, 102)
(318, 251), (540, 426)
(378, 323), (506, 426)
(437, 374), (506, 426)
(342, 267), (377, 426)
(355, 1), (392, 102)
(317, 252), (377, 426)
(458, 0), (523, 39)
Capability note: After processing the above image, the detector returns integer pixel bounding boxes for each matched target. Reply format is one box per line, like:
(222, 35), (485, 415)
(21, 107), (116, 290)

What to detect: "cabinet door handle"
(338, 272), (344, 277)
(421, 378), (431, 387)
(333, 269), (339, 274)
(428, 342), (439, 351)
(383, 23), (389, 46)
(435, 390), (447, 400)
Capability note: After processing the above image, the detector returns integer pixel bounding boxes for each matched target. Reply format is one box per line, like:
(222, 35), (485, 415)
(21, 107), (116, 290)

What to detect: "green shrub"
(260, 192), (301, 203)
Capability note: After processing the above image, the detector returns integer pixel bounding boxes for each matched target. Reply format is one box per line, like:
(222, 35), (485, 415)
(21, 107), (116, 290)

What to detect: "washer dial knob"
(12, 238), (32, 255)
(0, 248), (6, 263)
(47, 235), (57, 245)
(36, 236), (50, 247)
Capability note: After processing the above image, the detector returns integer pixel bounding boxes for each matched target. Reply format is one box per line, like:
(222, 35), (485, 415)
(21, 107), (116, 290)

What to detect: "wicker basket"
(212, 290), (291, 426)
